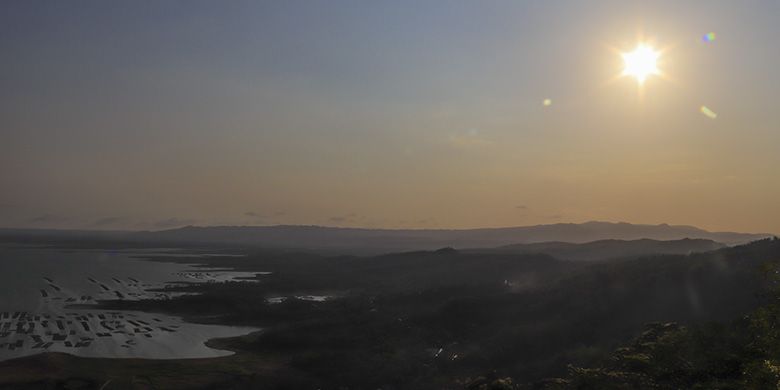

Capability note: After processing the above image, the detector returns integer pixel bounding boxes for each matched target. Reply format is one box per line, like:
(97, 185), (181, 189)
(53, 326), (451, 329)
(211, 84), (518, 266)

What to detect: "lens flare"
(702, 32), (716, 43)
(700, 106), (717, 119)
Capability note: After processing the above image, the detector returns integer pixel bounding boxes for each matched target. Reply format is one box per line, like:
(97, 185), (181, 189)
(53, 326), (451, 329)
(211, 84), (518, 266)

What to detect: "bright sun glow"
(622, 44), (660, 84)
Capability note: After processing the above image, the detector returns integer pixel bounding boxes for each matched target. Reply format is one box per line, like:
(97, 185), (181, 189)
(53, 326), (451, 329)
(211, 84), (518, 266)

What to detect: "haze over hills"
(472, 238), (727, 261)
(0, 221), (770, 254)
(124, 221), (769, 253)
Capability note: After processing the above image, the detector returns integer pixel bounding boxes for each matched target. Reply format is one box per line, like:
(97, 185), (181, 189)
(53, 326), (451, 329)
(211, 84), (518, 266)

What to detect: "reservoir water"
(0, 244), (257, 361)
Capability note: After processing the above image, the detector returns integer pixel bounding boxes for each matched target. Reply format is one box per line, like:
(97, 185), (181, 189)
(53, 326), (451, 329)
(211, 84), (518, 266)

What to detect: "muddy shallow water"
(0, 245), (258, 361)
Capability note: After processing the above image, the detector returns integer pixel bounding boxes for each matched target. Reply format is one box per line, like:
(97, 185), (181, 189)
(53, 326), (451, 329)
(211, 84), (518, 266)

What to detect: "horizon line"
(0, 220), (774, 236)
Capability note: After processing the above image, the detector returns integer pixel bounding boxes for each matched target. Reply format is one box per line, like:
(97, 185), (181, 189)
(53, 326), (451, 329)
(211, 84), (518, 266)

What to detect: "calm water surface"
(0, 245), (257, 361)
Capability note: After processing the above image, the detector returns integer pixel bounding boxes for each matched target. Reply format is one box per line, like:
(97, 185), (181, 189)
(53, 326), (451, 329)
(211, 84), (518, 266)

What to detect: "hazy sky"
(2, 1), (779, 233)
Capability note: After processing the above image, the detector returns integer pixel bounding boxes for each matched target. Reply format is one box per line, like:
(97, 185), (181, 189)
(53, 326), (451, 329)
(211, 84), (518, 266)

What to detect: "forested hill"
(125, 221), (769, 253)
(469, 238), (726, 261)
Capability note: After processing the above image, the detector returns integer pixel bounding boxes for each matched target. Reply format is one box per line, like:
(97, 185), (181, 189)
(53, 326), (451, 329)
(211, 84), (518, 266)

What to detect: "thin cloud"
(93, 216), (129, 226)
(154, 218), (197, 229)
(448, 128), (493, 149)
(246, 211), (287, 219)
(28, 214), (71, 224)
(328, 213), (362, 225)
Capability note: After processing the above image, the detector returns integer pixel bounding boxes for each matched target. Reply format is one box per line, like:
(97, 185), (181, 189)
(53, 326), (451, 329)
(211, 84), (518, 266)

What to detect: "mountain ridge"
(128, 221), (770, 253)
(0, 221), (770, 254)
(470, 237), (727, 261)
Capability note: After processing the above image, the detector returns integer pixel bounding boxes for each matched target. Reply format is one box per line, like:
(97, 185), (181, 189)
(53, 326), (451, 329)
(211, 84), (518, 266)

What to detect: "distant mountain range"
(0, 221), (771, 254)
(129, 221), (769, 253)
(469, 238), (727, 261)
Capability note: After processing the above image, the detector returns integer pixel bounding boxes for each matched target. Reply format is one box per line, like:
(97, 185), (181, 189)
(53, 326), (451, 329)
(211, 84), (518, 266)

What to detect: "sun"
(622, 44), (660, 84)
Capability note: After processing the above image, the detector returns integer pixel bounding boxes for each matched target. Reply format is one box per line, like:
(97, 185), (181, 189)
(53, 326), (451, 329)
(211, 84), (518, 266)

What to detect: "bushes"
(553, 258), (780, 389)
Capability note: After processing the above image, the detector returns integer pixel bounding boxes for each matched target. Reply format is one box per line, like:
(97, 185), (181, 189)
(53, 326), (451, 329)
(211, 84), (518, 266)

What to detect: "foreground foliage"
(546, 245), (780, 389)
